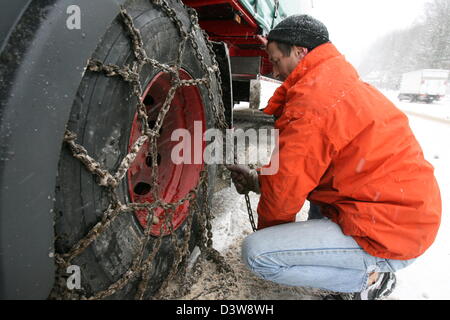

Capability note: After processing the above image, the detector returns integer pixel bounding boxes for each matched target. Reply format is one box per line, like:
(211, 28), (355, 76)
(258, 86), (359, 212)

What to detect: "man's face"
(266, 42), (307, 81)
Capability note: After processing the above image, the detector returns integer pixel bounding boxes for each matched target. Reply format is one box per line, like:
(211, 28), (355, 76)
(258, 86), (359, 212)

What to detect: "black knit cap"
(268, 14), (330, 51)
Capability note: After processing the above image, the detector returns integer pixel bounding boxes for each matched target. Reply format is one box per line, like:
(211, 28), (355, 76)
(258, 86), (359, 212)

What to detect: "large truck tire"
(51, 0), (226, 300)
(0, 0), (225, 299)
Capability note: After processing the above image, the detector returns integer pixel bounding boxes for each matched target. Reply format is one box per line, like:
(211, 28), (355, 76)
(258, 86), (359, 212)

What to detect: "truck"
(398, 69), (449, 104)
(0, 0), (311, 299)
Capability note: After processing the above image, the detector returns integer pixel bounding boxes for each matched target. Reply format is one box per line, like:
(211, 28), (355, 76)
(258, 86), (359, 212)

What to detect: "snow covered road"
(387, 94), (450, 300)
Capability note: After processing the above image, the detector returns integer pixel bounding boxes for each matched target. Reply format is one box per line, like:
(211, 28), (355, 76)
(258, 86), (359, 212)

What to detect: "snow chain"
(54, 0), (233, 300)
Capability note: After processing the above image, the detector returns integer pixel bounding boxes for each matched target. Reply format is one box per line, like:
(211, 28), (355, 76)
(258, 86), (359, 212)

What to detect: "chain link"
(245, 193), (257, 232)
(53, 0), (233, 300)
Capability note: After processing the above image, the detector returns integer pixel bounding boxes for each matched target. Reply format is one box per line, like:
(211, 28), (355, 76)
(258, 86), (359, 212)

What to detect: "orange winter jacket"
(257, 42), (441, 260)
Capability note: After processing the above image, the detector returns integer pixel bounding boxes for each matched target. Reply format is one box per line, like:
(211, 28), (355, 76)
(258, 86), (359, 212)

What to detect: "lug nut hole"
(133, 182), (151, 196)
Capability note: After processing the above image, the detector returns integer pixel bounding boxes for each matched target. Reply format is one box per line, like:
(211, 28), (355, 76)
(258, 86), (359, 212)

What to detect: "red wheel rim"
(127, 70), (206, 236)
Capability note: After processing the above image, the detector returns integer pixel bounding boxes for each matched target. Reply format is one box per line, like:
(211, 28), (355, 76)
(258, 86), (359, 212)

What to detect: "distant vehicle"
(398, 69), (449, 104)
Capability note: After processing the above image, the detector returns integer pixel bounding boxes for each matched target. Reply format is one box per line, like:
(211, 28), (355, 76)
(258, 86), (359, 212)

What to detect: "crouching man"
(227, 14), (441, 300)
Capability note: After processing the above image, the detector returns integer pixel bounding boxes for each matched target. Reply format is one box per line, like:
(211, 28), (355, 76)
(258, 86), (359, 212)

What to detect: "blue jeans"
(241, 206), (416, 293)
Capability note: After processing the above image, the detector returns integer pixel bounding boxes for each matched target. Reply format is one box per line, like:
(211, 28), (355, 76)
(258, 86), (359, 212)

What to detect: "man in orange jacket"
(227, 14), (441, 300)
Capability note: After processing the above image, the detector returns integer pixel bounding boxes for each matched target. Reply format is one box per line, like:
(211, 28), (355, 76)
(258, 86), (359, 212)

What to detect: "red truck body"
(184, 0), (272, 78)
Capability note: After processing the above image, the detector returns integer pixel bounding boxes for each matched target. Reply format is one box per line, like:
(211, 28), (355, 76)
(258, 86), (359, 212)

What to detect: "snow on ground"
(383, 91), (450, 300)
(186, 91), (450, 300)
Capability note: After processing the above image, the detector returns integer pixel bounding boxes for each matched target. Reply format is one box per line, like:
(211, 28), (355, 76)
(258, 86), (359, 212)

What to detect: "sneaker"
(322, 272), (397, 300)
(356, 272), (397, 300)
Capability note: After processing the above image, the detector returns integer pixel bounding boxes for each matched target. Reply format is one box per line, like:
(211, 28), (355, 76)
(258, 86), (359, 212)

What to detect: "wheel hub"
(127, 70), (206, 236)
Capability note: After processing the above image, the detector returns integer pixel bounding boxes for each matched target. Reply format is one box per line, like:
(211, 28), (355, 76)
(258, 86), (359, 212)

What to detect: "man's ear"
(294, 46), (308, 59)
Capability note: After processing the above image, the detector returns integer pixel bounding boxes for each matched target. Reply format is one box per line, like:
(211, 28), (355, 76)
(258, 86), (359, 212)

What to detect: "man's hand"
(225, 164), (260, 195)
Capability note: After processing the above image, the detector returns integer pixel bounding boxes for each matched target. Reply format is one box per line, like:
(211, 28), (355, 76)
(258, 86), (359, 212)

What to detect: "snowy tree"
(419, 0), (450, 69)
(358, 0), (450, 89)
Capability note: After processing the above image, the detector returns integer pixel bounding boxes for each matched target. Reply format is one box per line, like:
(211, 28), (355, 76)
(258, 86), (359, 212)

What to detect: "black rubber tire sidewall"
(54, 0), (218, 299)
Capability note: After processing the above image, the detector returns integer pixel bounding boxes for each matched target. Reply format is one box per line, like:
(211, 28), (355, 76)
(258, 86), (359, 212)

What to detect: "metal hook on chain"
(232, 144), (257, 233)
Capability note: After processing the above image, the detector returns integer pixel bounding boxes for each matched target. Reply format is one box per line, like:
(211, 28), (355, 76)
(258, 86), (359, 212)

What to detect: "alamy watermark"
(66, 265), (81, 290)
(66, 5), (81, 30)
(170, 121), (279, 175)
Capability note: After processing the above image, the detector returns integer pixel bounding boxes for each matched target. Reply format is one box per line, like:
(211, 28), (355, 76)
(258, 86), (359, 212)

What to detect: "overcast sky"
(307, 0), (430, 68)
